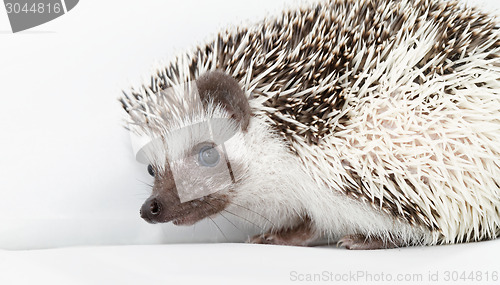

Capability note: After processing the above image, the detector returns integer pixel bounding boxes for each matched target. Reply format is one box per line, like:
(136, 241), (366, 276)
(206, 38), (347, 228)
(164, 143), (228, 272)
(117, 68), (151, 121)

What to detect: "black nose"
(140, 197), (162, 223)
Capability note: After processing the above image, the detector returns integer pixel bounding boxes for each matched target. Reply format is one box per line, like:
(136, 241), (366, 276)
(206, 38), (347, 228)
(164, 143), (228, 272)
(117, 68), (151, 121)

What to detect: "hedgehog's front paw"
(337, 234), (399, 250)
(248, 217), (318, 246)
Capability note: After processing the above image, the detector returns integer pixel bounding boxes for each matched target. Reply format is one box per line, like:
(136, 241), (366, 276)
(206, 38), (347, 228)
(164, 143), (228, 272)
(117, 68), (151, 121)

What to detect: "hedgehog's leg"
(337, 234), (402, 250)
(248, 217), (318, 246)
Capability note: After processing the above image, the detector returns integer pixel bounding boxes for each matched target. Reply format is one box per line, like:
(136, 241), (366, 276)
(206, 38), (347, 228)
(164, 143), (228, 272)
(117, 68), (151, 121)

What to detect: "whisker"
(219, 212), (242, 232)
(211, 197), (276, 228)
(136, 179), (154, 188)
(201, 200), (231, 241)
(208, 216), (229, 242)
(221, 208), (266, 232)
(202, 200), (243, 232)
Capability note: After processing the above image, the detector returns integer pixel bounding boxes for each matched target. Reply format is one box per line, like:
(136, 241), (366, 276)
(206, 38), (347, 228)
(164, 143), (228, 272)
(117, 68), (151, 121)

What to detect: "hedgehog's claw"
(248, 232), (317, 246)
(338, 234), (400, 250)
(248, 233), (278, 244)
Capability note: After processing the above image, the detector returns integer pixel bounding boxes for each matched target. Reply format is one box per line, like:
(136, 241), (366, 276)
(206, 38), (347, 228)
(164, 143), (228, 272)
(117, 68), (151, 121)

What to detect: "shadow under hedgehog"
(120, 0), (500, 249)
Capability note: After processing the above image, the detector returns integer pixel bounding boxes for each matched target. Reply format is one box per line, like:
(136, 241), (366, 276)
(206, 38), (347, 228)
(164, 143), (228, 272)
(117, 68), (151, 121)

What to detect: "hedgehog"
(120, 0), (500, 249)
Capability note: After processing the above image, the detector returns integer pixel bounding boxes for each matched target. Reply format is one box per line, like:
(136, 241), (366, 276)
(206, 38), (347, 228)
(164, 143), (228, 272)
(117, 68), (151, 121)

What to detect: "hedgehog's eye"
(147, 164), (155, 177)
(198, 146), (220, 167)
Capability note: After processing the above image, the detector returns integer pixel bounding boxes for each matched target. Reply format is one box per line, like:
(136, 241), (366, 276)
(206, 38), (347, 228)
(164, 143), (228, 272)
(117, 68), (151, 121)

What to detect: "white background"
(0, 0), (498, 252)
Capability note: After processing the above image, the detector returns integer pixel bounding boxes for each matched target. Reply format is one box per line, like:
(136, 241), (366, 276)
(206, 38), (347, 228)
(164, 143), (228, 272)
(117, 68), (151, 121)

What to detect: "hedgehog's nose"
(140, 197), (162, 223)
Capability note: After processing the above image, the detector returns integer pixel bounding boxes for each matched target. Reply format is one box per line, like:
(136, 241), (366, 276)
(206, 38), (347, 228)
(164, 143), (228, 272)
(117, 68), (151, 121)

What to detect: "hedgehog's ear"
(196, 70), (251, 131)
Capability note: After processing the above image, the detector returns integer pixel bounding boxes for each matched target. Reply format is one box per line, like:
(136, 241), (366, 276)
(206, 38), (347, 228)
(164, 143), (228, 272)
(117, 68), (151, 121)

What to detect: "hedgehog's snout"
(140, 197), (162, 224)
